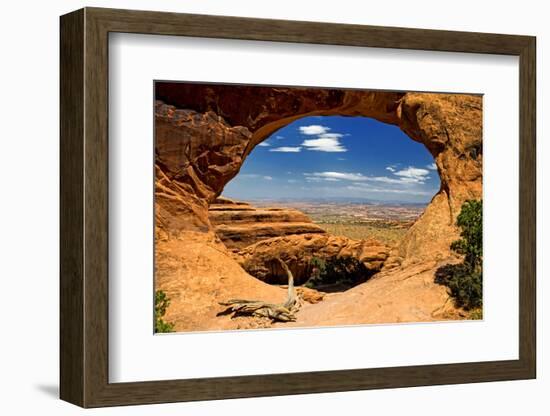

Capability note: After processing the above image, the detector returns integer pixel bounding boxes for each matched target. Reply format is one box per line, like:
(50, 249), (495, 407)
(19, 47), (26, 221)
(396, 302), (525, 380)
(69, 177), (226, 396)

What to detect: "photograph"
(154, 82), (483, 333)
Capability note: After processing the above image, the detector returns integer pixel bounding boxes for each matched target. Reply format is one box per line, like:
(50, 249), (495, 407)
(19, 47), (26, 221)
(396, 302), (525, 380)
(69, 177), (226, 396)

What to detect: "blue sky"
(222, 116), (440, 203)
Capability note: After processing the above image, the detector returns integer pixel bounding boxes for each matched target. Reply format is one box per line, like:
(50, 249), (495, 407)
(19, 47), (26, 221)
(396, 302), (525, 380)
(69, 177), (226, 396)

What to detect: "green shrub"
(304, 257), (326, 288)
(155, 290), (175, 333)
(450, 199), (482, 270)
(304, 256), (369, 288)
(434, 263), (482, 310)
(435, 199), (483, 311)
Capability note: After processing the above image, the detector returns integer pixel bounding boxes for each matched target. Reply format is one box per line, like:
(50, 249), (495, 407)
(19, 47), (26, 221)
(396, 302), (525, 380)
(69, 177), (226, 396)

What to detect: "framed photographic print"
(60, 7), (536, 408)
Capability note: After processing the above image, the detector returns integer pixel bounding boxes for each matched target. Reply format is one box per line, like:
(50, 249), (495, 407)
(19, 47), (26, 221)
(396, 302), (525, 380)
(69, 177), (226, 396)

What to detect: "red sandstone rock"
(208, 199), (326, 249)
(237, 233), (389, 285)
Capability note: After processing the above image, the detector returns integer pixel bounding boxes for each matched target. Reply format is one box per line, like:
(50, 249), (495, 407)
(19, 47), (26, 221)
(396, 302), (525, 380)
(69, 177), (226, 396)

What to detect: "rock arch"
(155, 85), (482, 264)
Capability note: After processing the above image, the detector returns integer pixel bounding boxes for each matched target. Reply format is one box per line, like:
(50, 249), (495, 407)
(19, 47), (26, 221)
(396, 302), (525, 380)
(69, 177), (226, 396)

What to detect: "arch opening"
(214, 115), (440, 290)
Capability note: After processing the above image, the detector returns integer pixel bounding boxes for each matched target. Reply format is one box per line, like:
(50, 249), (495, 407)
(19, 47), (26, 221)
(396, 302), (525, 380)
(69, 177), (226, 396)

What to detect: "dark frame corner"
(60, 7), (536, 408)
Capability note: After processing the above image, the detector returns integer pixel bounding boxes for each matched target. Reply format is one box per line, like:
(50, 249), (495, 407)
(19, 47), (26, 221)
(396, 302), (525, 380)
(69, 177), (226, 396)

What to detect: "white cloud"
(257, 142), (270, 147)
(305, 172), (403, 184)
(393, 167), (431, 184)
(297, 125), (348, 152)
(304, 167), (432, 186)
(301, 137), (347, 152)
(346, 184), (433, 196)
(269, 146), (301, 153)
(239, 174), (273, 180)
(366, 176), (406, 184)
(426, 162), (437, 170)
(305, 172), (366, 181)
(299, 125), (330, 135)
(318, 133), (344, 139)
(386, 166), (396, 172)
(275, 135), (285, 140)
(305, 177), (323, 182)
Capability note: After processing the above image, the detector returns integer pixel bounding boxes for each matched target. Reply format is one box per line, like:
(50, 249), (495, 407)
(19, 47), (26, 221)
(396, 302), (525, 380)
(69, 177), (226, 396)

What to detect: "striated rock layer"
(208, 197), (326, 249)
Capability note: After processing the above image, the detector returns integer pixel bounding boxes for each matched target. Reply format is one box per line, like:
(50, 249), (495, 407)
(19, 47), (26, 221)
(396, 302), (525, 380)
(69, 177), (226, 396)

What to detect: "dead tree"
(218, 257), (301, 322)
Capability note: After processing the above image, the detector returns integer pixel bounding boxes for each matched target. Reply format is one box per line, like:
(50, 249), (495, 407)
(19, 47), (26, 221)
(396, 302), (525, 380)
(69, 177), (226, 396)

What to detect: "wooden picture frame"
(60, 7), (536, 408)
